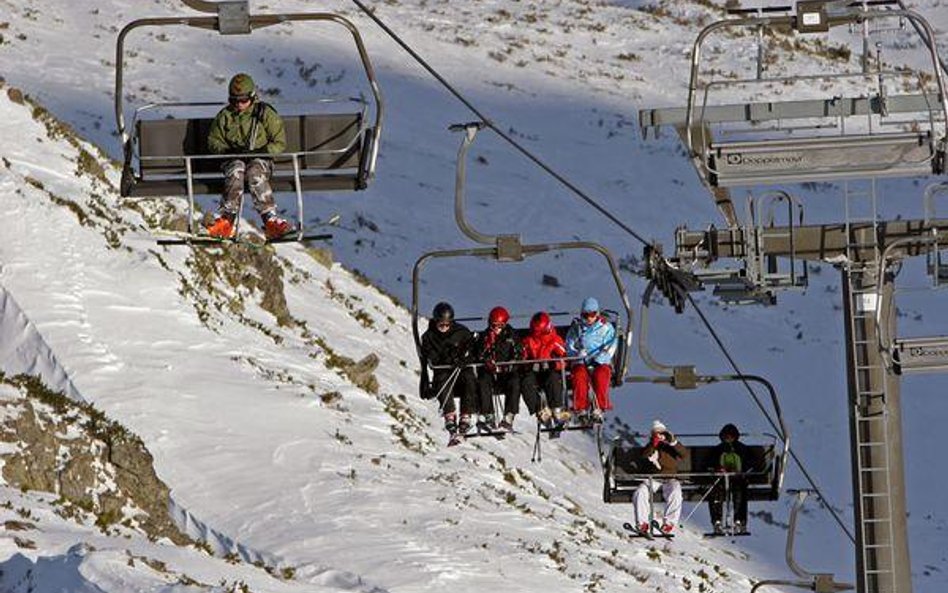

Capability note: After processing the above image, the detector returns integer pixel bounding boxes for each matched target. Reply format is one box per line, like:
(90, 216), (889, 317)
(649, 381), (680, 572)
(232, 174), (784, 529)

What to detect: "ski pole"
(435, 366), (462, 416)
(679, 475), (723, 527)
(531, 426), (542, 463)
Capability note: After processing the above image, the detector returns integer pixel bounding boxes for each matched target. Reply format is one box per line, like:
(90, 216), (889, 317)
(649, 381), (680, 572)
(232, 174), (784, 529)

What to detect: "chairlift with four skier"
(410, 122), (634, 454)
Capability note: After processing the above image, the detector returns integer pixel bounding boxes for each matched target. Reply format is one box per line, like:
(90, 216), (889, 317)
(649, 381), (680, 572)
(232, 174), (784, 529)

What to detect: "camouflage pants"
(219, 158), (276, 218)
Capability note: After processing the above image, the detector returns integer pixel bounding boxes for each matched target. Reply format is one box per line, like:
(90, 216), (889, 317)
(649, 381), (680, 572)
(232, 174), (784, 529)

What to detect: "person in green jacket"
(205, 73), (290, 240)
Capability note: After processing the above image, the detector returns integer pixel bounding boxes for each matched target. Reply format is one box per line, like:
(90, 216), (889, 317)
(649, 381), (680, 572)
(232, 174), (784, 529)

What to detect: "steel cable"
(351, 0), (855, 545)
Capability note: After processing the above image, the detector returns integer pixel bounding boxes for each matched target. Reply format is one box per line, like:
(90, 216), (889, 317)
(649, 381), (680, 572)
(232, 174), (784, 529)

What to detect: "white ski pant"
(633, 478), (683, 526)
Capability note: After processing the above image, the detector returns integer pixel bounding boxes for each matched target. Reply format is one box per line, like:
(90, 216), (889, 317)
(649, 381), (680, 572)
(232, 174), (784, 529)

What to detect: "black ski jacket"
(473, 325), (522, 373)
(419, 322), (474, 400)
(420, 322), (474, 368)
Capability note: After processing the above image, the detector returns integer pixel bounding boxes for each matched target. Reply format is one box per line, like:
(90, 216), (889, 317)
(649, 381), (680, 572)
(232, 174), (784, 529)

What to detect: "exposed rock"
(6, 87), (23, 105)
(342, 353), (380, 395)
(186, 242), (293, 328)
(542, 274), (560, 287)
(0, 374), (191, 545)
(319, 391), (343, 407)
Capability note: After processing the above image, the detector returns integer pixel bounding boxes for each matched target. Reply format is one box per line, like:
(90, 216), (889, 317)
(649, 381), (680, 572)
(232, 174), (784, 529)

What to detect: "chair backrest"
(708, 131), (936, 187)
(136, 112), (364, 176)
(606, 443), (778, 503)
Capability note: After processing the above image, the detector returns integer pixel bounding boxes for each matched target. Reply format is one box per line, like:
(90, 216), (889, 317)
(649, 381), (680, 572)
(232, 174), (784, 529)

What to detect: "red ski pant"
(570, 363), (612, 412)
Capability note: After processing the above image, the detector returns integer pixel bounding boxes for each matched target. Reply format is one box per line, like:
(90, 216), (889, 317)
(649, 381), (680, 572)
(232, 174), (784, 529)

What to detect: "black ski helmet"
(432, 301), (455, 323)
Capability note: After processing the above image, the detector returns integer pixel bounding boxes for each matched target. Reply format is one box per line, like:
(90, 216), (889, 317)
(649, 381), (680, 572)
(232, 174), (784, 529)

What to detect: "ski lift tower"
(639, 2), (948, 593)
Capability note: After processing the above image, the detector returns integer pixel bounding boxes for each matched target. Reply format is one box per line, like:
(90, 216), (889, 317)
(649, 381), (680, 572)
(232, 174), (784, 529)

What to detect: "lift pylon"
(640, 4), (948, 592)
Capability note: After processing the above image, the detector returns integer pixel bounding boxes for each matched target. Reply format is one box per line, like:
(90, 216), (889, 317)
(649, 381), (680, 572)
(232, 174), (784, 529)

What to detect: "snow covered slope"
(1, 0), (947, 591)
(0, 76), (787, 592)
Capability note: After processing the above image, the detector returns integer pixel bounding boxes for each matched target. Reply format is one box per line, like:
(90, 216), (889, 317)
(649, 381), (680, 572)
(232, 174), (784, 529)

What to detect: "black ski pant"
(431, 367), (476, 416)
(520, 367), (564, 414)
(476, 370), (520, 417)
(708, 476), (748, 525)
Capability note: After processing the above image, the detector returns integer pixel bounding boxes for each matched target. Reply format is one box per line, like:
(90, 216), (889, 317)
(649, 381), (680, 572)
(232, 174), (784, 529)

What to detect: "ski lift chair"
(410, 122), (634, 446)
(114, 6), (383, 241)
(602, 431), (783, 504)
(410, 250), (633, 443)
(638, 3), (948, 213)
(603, 280), (789, 509)
(465, 309), (630, 434)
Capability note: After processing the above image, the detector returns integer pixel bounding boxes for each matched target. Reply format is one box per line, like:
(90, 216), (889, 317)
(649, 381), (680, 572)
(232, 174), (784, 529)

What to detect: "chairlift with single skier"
(114, 0), (383, 244)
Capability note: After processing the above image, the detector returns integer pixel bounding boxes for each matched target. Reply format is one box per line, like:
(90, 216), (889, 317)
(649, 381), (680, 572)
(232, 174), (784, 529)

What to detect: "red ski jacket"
(522, 331), (567, 371)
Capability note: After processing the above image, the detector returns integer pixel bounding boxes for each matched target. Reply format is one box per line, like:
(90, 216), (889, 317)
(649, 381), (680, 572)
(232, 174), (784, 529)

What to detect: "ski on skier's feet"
(157, 234), (263, 248)
(651, 519), (676, 538)
(156, 232), (332, 247)
(703, 530), (751, 538)
(471, 421), (506, 440)
(622, 521), (675, 540)
(265, 232), (333, 244)
(622, 522), (655, 540)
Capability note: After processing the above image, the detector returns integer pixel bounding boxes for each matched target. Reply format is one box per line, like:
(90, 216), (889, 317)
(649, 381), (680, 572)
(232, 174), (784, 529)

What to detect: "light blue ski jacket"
(565, 316), (617, 366)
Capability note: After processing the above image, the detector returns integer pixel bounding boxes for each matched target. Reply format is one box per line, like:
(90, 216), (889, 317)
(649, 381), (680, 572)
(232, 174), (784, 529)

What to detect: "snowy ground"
(0, 0), (947, 591)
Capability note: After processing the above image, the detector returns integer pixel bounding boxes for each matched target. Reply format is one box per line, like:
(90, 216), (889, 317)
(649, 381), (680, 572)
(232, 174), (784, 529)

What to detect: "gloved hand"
(419, 373), (433, 400)
(484, 360), (497, 374)
(647, 450), (661, 470)
(664, 431), (677, 444)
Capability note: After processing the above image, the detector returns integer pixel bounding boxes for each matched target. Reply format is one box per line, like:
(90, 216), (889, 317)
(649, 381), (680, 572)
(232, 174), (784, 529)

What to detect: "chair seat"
(123, 112), (371, 197)
(604, 444), (779, 503)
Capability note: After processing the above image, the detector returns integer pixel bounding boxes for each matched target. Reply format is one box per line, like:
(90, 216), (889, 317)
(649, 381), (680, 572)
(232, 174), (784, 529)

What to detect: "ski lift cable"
(349, 0), (650, 248)
(685, 292), (856, 545)
(356, 0), (853, 544)
(896, 0), (948, 78)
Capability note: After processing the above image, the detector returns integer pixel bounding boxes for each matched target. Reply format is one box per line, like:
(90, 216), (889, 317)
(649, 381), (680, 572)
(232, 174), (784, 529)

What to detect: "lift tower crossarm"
(674, 219), (948, 264)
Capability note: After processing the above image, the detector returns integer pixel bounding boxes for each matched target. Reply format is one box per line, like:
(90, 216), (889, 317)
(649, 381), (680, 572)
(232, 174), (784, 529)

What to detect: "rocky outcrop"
(0, 374), (190, 545)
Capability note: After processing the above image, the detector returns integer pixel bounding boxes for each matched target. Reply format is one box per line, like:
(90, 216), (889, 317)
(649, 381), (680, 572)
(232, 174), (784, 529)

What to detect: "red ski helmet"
(488, 306), (510, 326)
(530, 311), (553, 335)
